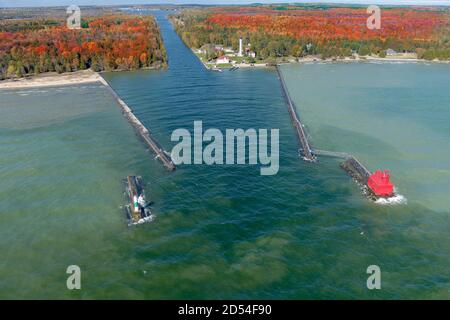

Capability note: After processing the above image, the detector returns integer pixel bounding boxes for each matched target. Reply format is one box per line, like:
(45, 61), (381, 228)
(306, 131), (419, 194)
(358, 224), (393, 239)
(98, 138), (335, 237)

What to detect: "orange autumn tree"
(0, 14), (167, 79)
(172, 6), (450, 60)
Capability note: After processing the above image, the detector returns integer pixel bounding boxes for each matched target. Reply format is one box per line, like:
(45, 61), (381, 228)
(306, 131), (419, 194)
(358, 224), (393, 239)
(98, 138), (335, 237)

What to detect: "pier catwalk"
(276, 66), (315, 162)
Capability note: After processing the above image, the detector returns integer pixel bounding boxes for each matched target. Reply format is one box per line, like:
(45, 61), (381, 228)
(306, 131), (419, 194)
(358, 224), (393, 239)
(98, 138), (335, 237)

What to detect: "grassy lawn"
(230, 56), (246, 63)
(194, 52), (207, 61)
(215, 63), (233, 68)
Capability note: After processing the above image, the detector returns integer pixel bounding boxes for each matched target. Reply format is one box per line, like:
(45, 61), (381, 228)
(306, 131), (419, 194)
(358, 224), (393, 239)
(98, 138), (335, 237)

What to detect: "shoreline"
(194, 50), (450, 71)
(0, 66), (167, 90)
(1, 54), (448, 90)
(293, 55), (450, 64)
(0, 69), (103, 89)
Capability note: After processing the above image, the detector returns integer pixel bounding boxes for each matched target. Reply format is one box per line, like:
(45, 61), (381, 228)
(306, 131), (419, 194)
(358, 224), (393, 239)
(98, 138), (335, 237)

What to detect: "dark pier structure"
(276, 66), (395, 199)
(314, 150), (371, 185)
(276, 66), (316, 162)
(101, 78), (176, 171)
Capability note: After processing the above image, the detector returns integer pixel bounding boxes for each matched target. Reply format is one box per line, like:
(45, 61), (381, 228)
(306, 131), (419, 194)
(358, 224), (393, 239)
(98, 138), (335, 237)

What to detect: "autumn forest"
(172, 5), (450, 61)
(2, 4), (450, 81)
(0, 13), (167, 80)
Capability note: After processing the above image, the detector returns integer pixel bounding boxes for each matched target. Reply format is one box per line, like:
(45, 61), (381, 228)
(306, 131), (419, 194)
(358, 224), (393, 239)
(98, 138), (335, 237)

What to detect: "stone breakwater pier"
(99, 77), (176, 171)
(276, 66), (395, 199)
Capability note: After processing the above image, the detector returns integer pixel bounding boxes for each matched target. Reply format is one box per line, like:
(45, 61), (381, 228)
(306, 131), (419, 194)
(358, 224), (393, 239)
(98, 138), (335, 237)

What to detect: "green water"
(0, 84), (158, 297)
(0, 12), (448, 299)
(281, 61), (450, 213)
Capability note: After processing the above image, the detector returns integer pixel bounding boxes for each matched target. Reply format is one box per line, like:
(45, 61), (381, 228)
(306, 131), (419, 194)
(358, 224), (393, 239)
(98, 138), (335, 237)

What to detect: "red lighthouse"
(367, 170), (394, 197)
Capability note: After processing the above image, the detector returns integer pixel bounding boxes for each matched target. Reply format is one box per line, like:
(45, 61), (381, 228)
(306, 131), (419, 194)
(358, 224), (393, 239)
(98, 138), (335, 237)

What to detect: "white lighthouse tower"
(238, 38), (243, 57)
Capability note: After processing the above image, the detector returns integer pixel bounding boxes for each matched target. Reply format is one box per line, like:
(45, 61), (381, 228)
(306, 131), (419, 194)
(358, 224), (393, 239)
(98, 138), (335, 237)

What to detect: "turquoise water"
(0, 84), (157, 298)
(281, 61), (450, 213)
(0, 11), (448, 299)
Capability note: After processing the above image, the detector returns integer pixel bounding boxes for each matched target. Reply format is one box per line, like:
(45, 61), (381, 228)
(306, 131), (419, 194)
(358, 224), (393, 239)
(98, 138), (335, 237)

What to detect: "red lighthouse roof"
(367, 170), (394, 197)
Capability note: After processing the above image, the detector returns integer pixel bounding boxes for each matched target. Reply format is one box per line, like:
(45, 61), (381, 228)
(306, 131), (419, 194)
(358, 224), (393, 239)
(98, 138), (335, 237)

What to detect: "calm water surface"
(281, 61), (450, 212)
(0, 11), (448, 299)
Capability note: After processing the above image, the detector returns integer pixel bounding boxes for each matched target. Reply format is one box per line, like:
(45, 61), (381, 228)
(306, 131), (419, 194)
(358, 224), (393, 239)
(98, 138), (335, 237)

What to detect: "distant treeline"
(0, 14), (167, 80)
(172, 6), (450, 61)
(0, 6), (118, 20)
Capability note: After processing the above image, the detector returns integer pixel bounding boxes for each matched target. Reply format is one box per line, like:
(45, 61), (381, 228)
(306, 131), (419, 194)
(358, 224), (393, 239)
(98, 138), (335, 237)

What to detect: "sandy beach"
(0, 69), (104, 89)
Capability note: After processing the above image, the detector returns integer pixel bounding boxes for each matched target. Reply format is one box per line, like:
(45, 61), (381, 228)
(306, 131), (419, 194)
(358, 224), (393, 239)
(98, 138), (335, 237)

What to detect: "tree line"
(0, 14), (167, 80)
(171, 7), (450, 61)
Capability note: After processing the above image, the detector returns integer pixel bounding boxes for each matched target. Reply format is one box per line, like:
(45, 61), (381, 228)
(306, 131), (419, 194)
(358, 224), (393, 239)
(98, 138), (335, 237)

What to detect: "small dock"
(276, 66), (315, 162)
(100, 77), (176, 171)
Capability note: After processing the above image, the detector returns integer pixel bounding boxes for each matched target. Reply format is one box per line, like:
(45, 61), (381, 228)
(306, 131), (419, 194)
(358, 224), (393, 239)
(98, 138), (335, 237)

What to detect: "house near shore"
(247, 51), (256, 58)
(386, 48), (398, 56)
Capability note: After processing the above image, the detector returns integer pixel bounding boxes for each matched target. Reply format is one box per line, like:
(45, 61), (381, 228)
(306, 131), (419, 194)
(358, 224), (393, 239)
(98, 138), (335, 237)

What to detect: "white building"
(238, 38), (243, 57)
(248, 51), (256, 58)
(386, 48), (398, 56)
(216, 56), (230, 64)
